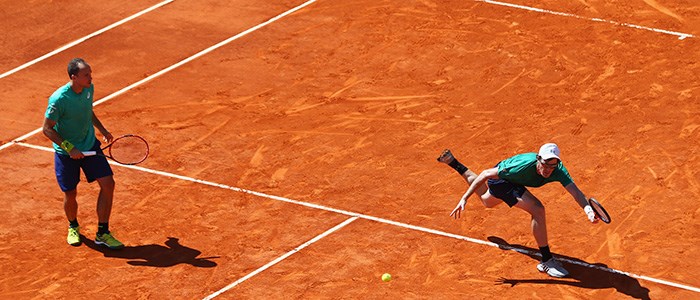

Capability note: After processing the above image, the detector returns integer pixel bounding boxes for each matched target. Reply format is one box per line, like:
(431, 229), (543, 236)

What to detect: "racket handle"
(82, 151), (97, 156)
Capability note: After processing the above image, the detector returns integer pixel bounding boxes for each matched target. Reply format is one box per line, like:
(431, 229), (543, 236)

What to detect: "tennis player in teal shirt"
(42, 58), (124, 250)
(438, 143), (598, 278)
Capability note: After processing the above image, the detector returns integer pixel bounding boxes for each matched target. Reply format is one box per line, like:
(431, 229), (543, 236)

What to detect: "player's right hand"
(584, 205), (598, 223)
(450, 199), (467, 219)
(69, 148), (84, 159)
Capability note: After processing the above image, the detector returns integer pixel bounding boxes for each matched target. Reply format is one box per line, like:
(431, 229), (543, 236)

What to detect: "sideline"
(0, 0), (319, 152)
(0, 0), (176, 79)
(478, 0), (694, 40)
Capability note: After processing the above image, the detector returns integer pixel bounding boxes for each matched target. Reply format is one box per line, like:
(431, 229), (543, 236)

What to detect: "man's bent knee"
(481, 195), (501, 208)
(96, 176), (115, 190)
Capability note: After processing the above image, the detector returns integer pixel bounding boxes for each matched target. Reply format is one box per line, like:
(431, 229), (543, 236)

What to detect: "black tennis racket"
(588, 197), (611, 224)
(83, 134), (149, 165)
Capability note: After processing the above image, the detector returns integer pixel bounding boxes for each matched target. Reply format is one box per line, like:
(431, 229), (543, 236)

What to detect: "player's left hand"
(450, 198), (467, 219)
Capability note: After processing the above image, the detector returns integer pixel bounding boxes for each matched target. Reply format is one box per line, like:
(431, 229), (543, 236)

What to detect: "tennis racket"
(588, 197), (611, 224)
(82, 134), (149, 165)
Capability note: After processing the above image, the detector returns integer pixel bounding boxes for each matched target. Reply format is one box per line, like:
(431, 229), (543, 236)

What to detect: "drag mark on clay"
(606, 231), (624, 259)
(641, 0), (685, 23)
(571, 118), (587, 136)
(414, 133), (449, 148)
(490, 69), (528, 96)
(679, 123), (699, 138)
(250, 145), (267, 167)
(175, 118), (231, 153)
(646, 166), (658, 180)
(683, 165), (700, 197)
(347, 95), (437, 101)
(574, 0), (598, 13)
(246, 129), (353, 137)
(467, 123), (494, 140)
(326, 76), (363, 99)
(285, 101), (327, 114)
(339, 116), (429, 124)
(360, 98), (422, 111)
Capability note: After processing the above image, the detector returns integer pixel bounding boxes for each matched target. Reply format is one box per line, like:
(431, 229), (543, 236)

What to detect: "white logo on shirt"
(87, 91), (91, 99)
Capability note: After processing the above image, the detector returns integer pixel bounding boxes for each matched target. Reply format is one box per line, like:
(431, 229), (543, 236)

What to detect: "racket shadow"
(82, 235), (219, 268)
(487, 236), (651, 300)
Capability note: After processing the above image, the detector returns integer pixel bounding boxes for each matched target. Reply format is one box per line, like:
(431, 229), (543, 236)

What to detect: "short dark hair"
(67, 58), (88, 78)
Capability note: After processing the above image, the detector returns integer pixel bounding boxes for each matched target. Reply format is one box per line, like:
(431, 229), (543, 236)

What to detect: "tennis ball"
(381, 273), (392, 282)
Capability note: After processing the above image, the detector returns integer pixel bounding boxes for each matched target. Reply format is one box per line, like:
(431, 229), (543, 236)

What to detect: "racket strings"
(109, 136), (149, 164)
(591, 203), (610, 223)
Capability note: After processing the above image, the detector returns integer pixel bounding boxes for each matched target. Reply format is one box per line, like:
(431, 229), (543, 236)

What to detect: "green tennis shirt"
(45, 83), (96, 155)
(496, 153), (573, 187)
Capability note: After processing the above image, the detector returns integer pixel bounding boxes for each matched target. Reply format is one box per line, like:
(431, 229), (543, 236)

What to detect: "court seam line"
(203, 217), (359, 299)
(14, 142), (700, 294)
(477, 0), (694, 40)
(0, 0), (176, 79)
(0, 0), (318, 153)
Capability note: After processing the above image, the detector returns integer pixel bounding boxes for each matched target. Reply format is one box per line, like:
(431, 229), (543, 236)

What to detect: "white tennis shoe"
(537, 258), (569, 278)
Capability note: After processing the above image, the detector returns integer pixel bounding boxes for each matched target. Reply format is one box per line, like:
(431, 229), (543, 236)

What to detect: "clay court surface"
(1, 0), (699, 298)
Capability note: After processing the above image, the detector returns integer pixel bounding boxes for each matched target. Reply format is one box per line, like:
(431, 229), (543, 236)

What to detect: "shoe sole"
(437, 149), (453, 163)
(95, 240), (124, 250)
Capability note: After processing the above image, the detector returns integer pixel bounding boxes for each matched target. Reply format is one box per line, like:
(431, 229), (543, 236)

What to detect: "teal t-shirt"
(496, 153), (573, 187)
(45, 83), (96, 155)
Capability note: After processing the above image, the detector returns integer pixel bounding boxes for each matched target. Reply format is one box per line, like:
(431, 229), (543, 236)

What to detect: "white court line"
(0, 0), (175, 79)
(0, 0), (318, 153)
(477, 0), (694, 40)
(203, 217), (359, 299)
(2, 0), (696, 294)
(14, 142), (700, 294)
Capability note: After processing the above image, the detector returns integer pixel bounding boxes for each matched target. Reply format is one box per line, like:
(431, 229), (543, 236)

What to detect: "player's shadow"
(84, 236), (219, 268)
(488, 236), (650, 300)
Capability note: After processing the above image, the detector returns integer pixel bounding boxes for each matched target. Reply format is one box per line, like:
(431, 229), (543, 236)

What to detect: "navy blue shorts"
(54, 139), (113, 192)
(487, 178), (528, 207)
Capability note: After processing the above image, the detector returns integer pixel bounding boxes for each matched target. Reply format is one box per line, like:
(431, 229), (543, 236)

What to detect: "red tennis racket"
(588, 197), (611, 224)
(83, 134), (149, 165)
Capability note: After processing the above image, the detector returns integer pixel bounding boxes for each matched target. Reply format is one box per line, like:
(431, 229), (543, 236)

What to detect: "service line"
(15, 142), (700, 294)
(203, 217), (359, 299)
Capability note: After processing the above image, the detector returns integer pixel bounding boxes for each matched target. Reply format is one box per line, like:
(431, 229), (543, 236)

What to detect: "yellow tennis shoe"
(95, 232), (124, 249)
(67, 226), (81, 246)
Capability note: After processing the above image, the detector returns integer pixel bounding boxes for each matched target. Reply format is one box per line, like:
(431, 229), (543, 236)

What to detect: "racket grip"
(82, 151), (97, 156)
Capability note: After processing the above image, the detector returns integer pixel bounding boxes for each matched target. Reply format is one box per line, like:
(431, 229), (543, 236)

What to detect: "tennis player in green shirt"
(42, 58), (124, 249)
(438, 143), (597, 277)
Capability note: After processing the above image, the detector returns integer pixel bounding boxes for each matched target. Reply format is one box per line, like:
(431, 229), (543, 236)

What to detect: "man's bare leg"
(437, 149), (500, 207)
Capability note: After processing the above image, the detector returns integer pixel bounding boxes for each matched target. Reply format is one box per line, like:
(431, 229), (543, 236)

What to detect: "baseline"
(15, 142), (700, 294)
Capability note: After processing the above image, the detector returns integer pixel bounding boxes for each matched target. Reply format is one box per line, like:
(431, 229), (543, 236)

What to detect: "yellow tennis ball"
(381, 273), (392, 282)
